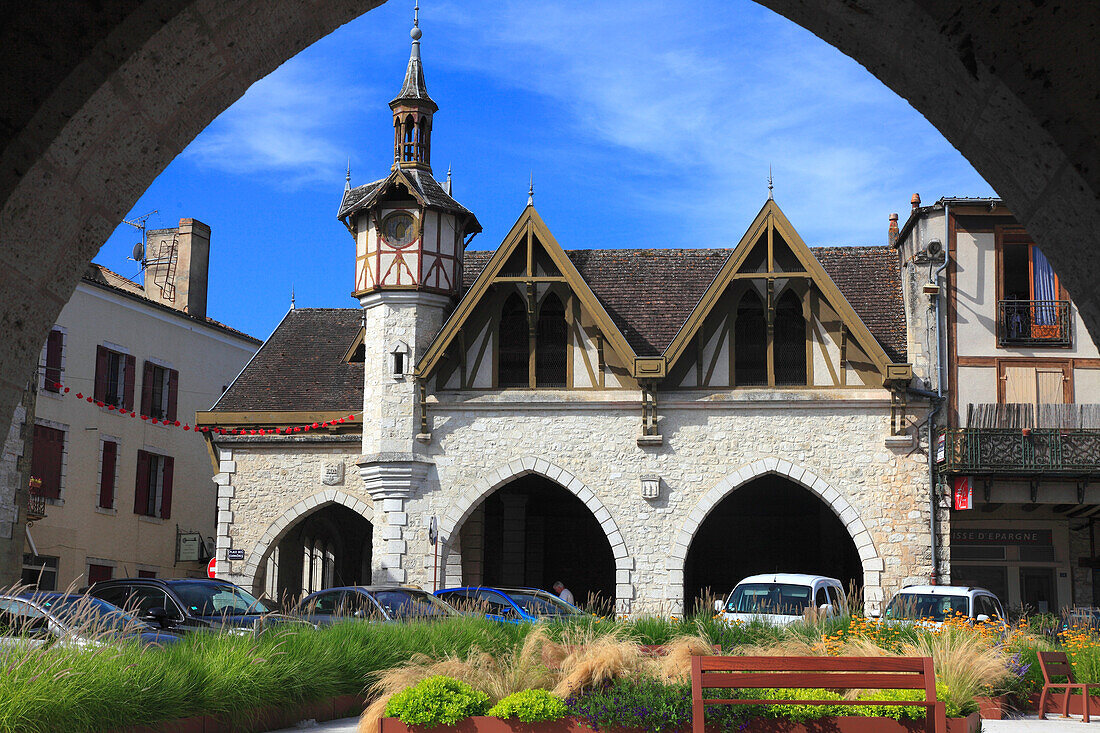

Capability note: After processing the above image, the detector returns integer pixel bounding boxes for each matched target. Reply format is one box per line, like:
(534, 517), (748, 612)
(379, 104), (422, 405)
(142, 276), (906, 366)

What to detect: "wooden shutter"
(31, 425), (64, 499)
(87, 564), (113, 584)
(166, 369), (179, 422)
(44, 330), (63, 390)
(140, 361), (155, 416)
(123, 355), (136, 411)
(1004, 366), (1038, 405)
(94, 345), (109, 401)
(134, 450), (151, 515)
(160, 456), (174, 520)
(1037, 368), (1066, 404)
(99, 441), (117, 509)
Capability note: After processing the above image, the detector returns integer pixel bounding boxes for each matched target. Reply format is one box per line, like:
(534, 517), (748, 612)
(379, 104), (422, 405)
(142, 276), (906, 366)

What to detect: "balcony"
(940, 428), (1100, 477)
(26, 490), (46, 521)
(998, 299), (1071, 347)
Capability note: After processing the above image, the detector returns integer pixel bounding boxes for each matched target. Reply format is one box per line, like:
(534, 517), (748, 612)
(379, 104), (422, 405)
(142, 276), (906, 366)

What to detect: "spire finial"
(410, 1), (422, 52)
(345, 157), (351, 191)
(767, 165), (774, 200)
(445, 164), (452, 195)
(290, 286), (296, 310)
(528, 173), (534, 206)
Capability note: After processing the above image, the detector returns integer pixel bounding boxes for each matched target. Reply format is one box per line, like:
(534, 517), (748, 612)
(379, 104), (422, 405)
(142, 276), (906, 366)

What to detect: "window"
(21, 554), (58, 590)
(535, 293), (567, 387)
(98, 439), (118, 509)
(42, 328), (64, 392)
(498, 293), (529, 387)
(30, 423), (65, 500)
(87, 563), (113, 585)
(141, 361), (178, 421)
(95, 345), (135, 409)
(999, 361), (1069, 425)
(997, 229), (1070, 346)
(734, 291), (767, 385)
(137, 570), (157, 579)
(774, 290), (807, 385)
(134, 450), (174, 519)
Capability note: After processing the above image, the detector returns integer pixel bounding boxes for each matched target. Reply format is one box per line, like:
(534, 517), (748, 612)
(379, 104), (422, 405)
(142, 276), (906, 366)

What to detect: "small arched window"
(774, 290), (807, 385)
(536, 293), (567, 387)
(734, 290), (767, 386)
(498, 293), (529, 387)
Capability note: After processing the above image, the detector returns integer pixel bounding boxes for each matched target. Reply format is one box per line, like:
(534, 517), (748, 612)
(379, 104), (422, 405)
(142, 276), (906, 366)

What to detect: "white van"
(716, 574), (848, 626)
(883, 585), (1005, 626)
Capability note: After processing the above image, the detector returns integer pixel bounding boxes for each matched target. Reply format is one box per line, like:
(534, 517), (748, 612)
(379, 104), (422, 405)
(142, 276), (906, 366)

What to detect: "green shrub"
(385, 676), (490, 726)
(487, 690), (567, 722)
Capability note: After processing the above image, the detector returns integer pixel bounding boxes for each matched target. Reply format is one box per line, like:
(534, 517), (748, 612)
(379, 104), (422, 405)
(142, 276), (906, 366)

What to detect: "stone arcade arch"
(669, 459), (885, 615)
(438, 457), (634, 613)
(242, 490), (374, 599)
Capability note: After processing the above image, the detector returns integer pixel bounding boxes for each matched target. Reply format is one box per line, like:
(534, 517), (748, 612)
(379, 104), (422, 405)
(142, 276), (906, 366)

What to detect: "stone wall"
(0, 400), (29, 585)
(215, 388), (933, 616)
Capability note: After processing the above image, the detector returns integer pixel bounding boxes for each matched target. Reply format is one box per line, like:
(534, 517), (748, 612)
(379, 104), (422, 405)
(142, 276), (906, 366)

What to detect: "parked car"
(883, 585), (1005, 625)
(435, 586), (588, 623)
(87, 577), (309, 634)
(0, 592), (181, 648)
(295, 585), (459, 625)
(715, 574), (848, 626)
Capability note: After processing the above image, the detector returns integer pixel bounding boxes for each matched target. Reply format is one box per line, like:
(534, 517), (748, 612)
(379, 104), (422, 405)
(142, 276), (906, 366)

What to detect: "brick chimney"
(888, 213), (899, 245)
(911, 193), (921, 211)
(143, 218), (210, 319)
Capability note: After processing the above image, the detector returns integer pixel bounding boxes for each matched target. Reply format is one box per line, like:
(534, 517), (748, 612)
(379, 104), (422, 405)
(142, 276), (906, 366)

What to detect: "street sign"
(428, 516), (438, 546)
(227, 549), (245, 561)
(207, 557), (217, 578)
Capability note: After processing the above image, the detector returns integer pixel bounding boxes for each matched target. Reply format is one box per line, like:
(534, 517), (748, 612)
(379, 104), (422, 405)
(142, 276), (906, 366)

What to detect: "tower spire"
(528, 173), (534, 206)
(767, 165), (774, 200)
(445, 164), (452, 195)
(345, 157), (351, 191)
(390, 1), (437, 171)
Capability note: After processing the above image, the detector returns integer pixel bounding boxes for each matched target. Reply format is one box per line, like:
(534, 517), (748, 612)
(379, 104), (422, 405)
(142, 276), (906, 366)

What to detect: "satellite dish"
(132, 240), (144, 263)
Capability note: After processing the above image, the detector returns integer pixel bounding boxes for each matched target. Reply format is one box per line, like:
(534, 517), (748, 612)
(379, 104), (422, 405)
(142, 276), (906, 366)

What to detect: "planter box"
(1029, 690), (1100, 718)
(381, 714), (980, 733)
(974, 695), (1009, 720)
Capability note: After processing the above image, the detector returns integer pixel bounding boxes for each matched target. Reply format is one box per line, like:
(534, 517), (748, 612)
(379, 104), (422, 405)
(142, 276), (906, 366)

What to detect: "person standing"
(553, 581), (575, 605)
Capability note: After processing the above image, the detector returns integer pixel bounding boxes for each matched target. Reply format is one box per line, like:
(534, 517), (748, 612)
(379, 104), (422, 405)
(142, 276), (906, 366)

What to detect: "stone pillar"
(212, 445), (248, 587)
(359, 455), (431, 584)
(0, 388), (33, 586)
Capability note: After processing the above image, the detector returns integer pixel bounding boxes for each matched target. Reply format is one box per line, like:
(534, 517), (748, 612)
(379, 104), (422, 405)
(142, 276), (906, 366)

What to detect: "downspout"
(928, 202), (950, 583)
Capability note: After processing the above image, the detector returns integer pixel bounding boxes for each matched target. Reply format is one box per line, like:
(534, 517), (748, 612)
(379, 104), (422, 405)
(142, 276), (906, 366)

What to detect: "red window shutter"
(123, 355), (136, 411)
(44, 330), (63, 391)
(134, 450), (151, 515)
(160, 456), (174, 519)
(88, 564), (113, 584)
(94, 345), (109, 401)
(140, 361), (155, 416)
(138, 570), (157, 578)
(99, 441), (117, 509)
(166, 369), (179, 422)
(31, 425), (64, 500)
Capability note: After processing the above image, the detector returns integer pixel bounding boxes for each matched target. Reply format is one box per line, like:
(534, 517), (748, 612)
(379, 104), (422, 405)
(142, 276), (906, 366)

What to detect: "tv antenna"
(124, 209), (158, 264)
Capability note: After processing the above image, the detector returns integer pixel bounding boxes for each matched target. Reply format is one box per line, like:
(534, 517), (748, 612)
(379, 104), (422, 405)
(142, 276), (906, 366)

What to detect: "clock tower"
(340, 5), (480, 583)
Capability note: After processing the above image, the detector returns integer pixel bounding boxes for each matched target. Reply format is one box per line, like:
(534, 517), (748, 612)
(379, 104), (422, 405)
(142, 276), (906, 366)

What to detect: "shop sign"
(177, 532), (203, 562)
(953, 476), (973, 511)
(952, 528), (1053, 546)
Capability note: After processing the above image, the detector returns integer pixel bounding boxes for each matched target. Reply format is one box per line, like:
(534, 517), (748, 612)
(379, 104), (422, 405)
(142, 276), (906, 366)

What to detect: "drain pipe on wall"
(927, 202), (951, 583)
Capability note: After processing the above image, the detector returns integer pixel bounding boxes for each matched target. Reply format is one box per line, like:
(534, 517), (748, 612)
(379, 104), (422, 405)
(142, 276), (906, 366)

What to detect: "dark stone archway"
(1, 1), (1098, 581)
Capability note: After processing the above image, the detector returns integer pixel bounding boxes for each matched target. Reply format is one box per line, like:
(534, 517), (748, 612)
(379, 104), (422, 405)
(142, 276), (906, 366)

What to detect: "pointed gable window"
(734, 290), (767, 386)
(774, 289), (807, 385)
(498, 293), (529, 387)
(536, 293), (567, 387)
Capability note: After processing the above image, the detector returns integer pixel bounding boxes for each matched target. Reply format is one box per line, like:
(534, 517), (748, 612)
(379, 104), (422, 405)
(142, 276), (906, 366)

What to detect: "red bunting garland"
(43, 379), (358, 437)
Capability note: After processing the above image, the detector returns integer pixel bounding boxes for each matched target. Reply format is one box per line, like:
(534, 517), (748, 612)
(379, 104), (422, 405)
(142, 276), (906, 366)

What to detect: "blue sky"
(97, 0), (995, 341)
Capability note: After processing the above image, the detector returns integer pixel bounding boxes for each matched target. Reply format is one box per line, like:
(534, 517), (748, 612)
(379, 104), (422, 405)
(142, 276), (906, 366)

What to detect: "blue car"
(434, 586), (587, 623)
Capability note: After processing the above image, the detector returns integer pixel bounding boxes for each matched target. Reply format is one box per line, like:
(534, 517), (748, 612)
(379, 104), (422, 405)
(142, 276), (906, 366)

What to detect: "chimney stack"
(888, 213), (899, 245)
(911, 193), (921, 211)
(142, 218), (210, 319)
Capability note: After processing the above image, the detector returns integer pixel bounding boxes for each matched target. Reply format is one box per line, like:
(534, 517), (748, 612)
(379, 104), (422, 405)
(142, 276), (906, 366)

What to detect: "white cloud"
(182, 59), (365, 187)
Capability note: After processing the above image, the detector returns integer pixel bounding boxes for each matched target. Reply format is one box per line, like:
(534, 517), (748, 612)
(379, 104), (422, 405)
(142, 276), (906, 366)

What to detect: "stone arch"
(438, 456), (634, 612)
(242, 489), (374, 588)
(670, 458), (885, 614)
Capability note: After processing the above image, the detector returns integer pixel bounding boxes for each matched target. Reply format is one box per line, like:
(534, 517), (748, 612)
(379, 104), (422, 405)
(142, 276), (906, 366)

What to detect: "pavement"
(265, 716), (1100, 732)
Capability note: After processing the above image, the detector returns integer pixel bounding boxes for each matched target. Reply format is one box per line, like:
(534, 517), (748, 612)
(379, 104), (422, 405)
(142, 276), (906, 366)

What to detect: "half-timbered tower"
(199, 13), (936, 616)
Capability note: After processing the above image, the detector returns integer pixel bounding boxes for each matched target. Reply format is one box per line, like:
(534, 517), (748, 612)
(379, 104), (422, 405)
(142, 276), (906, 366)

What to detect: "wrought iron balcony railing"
(998, 299), (1071, 347)
(940, 428), (1100, 477)
(26, 490), (46, 521)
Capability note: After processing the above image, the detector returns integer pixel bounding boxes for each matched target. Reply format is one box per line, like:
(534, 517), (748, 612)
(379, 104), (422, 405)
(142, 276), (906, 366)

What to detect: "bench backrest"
(1039, 650), (1076, 684)
(691, 655), (937, 702)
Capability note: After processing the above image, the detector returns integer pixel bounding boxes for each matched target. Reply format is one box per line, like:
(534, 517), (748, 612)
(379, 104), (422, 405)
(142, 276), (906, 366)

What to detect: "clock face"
(381, 212), (417, 247)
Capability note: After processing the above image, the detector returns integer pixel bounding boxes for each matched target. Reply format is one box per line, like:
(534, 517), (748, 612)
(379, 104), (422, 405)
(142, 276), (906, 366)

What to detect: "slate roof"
(338, 168), (481, 235)
(212, 309), (363, 411)
(463, 245), (907, 362)
(391, 42), (436, 111)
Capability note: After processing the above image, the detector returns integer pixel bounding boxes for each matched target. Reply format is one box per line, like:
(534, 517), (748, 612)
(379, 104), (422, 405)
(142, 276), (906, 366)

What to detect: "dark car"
(87, 577), (308, 634)
(435, 586), (587, 623)
(1, 592), (181, 647)
(295, 585), (458, 625)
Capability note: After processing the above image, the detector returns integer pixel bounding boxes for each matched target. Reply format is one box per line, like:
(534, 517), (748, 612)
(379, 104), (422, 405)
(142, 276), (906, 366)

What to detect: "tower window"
(536, 294), (567, 387)
(390, 342), (409, 380)
(498, 293), (529, 387)
(774, 290), (807, 385)
(734, 290), (767, 386)
(393, 352), (405, 377)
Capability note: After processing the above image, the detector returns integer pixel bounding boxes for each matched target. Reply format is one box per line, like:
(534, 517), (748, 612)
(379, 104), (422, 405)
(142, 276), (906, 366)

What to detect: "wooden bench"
(1038, 650), (1100, 722)
(690, 655), (946, 733)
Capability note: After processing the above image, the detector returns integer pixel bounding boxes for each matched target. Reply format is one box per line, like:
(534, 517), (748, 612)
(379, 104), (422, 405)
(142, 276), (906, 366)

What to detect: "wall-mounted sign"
(936, 434), (946, 463)
(322, 462), (345, 486)
(953, 476), (973, 511)
(177, 532), (203, 562)
(952, 528), (1053, 546)
(640, 476), (660, 500)
(226, 549), (245, 561)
